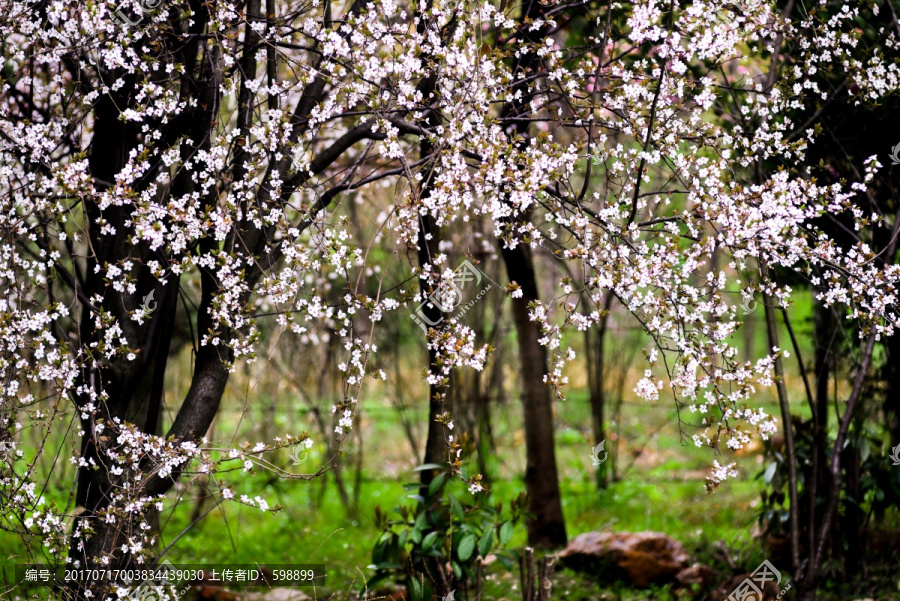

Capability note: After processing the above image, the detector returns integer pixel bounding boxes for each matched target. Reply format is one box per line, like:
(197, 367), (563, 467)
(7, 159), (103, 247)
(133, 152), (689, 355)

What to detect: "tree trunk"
(416, 213), (446, 490)
(500, 242), (567, 548)
(70, 41), (230, 597)
(61, 0), (374, 594)
(413, 0), (446, 489)
(585, 292), (613, 490)
(491, 0), (566, 548)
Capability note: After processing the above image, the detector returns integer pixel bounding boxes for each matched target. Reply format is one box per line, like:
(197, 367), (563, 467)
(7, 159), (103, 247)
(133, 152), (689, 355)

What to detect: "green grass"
(0, 411), (763, 598)
(146, 474), (758, 599)
(135, 386), (765, 599)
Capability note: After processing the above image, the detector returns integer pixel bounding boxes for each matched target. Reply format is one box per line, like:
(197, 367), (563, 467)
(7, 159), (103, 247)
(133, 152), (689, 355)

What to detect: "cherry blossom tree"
(1, 0), (898, 598)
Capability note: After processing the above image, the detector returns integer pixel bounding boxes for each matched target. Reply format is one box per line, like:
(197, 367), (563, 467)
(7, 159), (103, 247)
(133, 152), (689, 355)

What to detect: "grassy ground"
(139, 386), (768, 600)
(152, 476), (761, 600)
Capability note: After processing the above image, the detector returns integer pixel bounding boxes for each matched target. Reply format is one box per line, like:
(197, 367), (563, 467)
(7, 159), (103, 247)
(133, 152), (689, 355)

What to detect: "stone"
(558, 531), (694, 588)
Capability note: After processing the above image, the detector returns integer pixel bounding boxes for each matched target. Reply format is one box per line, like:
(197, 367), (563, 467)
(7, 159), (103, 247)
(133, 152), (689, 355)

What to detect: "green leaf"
(413, 463), (444, 472)
(457, 533), (477, 561)
(763, 462), (777, 484)
(372, 541), (386, 564)
(422, 531), (441, 551)
(478, 528), (494, 557)
(499, 521), (514, 546)
(365, 571), (390, 591)
(414, 512), (427, 530)
(859, 436), (870, 463)
(449, 493), (465, 522)
(408, 575), (423, 601)
(428, 472), (448, 498)
(451, 561), (463, 580)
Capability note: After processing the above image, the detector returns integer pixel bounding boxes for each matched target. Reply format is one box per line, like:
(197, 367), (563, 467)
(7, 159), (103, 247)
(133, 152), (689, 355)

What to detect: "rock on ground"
(559, 530), (705, 588)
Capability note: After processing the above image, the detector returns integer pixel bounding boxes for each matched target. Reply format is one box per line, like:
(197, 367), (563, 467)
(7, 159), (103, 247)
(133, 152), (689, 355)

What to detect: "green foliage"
(368, 466), (525, 600)
(757, 417), (900, 550)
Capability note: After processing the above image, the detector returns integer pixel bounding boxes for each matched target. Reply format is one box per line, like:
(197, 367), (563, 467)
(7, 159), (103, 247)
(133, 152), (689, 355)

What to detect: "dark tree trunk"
(762, 285), (801, 575)
(500, 243), (567, 548)
(491, 0), (566, 548)
(842, 441), (864, 578)
(70, 75), (174, 581)
(416, 210), (446, 490)
(413, 0), (447, 490)
(813, 302), (833, 445)
(585, 292), (613, 490)
(55, 0), (382, 595)
(476, 316), (504, 483)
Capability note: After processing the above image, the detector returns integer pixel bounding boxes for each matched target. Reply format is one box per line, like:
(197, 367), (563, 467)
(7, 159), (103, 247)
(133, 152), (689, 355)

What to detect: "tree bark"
(585, 292), (613, 490)
(66, 0), (371, 590)
(490, 0), (567, 548)
(417, 211), (446, 489)
(500, 242), (567, 548)
(413, 0), (447, 490)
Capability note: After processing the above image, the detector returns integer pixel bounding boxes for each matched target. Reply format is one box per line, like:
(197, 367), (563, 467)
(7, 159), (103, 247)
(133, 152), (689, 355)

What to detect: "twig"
(714, 540), (737, 572)
(538, 555), (554, 601)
